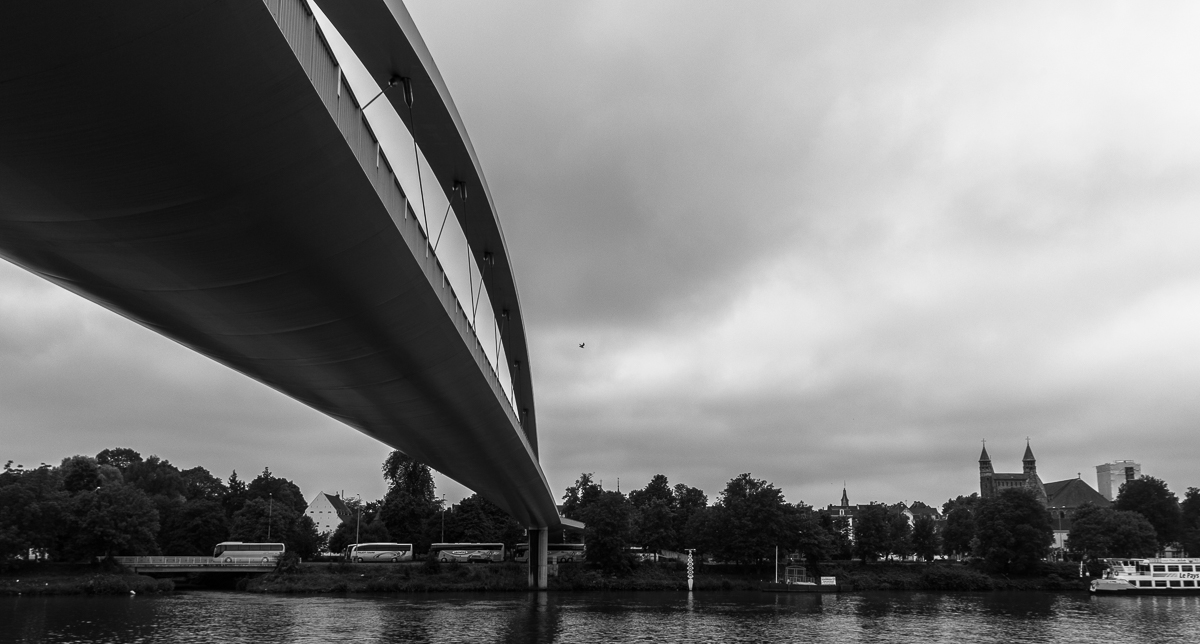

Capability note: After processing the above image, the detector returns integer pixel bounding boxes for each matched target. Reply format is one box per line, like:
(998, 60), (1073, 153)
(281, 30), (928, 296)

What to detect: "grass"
(0, 562), (174, 596)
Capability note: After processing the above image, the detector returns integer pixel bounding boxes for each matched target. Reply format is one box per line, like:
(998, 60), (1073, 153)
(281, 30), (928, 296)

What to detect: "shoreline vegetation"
(0, 560), (1087, 596)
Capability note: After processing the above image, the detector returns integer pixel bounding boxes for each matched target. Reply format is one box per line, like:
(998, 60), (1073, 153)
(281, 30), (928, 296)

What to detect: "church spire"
(840, 485), (849, 507)
(1023, 438), (1037, 476)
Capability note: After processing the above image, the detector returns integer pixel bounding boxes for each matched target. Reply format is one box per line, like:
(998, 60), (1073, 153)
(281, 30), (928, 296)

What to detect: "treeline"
(563, 472), (1200, 576)
(0, 448), (321, 566)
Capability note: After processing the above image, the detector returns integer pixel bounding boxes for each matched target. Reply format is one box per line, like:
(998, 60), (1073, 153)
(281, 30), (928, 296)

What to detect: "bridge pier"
(527, 528), (549, 590)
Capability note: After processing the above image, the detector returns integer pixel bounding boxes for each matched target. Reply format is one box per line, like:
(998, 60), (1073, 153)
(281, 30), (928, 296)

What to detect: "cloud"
(5, 1), (1200, 515)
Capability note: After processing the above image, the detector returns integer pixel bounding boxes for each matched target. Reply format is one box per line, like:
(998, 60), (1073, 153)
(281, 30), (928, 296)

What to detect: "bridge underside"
(0, 1), (563, 528)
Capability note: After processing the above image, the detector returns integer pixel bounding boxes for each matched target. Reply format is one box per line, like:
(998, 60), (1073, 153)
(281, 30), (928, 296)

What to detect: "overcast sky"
(5, 1), (1200, 512)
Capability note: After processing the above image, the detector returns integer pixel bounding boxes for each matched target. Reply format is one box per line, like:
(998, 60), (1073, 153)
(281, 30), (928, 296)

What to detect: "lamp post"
(440, 494), (446, 542)
(267, 493), (273, 540)
(355, 494), (362, 546)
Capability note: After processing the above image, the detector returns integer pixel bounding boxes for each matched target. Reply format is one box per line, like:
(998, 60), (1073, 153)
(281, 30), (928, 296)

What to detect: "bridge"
(0, 0), (577, 587)
(108, 557), (277, 575)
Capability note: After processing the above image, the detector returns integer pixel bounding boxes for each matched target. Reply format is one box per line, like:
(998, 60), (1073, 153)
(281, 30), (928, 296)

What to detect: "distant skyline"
(5, 1), (1200, 512)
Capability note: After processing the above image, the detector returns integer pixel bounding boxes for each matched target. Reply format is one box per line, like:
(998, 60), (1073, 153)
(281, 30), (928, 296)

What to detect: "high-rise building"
(1095, 461), (1141, 502)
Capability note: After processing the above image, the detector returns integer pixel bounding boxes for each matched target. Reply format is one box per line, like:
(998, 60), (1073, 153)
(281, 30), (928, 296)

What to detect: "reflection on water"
(4, 590), (1200, 643)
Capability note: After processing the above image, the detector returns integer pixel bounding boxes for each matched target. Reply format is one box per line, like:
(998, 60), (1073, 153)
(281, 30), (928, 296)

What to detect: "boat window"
(1140, 580), (1152, 587)
(1182, 565), (1194, 573)
(1168, 565), (1180, 572)
(1170, 580), (1182, 587)
(1185, 580), (1196, 588)
(1153, 565), (1166, 573)
(1155, 580), (1168, 587)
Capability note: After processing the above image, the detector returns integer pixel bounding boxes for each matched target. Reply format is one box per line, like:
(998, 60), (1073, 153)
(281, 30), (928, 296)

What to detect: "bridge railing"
(264, 0), (524, 427)
(108, 556), (276, 568)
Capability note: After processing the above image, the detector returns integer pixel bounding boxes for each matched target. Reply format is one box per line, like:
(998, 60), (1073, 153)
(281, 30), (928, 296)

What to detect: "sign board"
(820, 576), (837, 586)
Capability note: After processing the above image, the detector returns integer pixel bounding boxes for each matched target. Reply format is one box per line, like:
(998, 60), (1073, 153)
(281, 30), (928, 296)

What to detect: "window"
(1153, 565), (1166, 573)
(1170, 580), (1182, 587)
(1185, 580), (1196, 588)
(1168, 565), (1179, 572)
(1140, 580), (1152, 587)
(1182, 565), (1193, 573)
(1155, 580), (1167, 587)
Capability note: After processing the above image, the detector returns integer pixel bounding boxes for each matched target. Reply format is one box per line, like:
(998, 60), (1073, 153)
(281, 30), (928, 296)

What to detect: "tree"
(125, 455), (186, 499)
(62, 484), (160, 560)
(817, 512), (853, 560)
(973, 488), (1053, 574)
(852, 504), (895, 563)
(247, 467), (307, 513)
(95, 447), (143, 473)
(582, 490), (632, 573)
(561, 473), (602, 521)
(59, 455), (102, 493)
(941, 507), (975, 559)
(443, 494), (525, 549)
(631, 498), (675, 553)
(1067, 503), (1158, 559)
(672, 484), (707, 551)
(382, 452), (437, 502)
(0, 465), (67, 565)
(224, 470), (248, 519)
(159, 499), (230, 555)
(792, 506), (835, 575)
(628, 475), (673, 509)
(181, 466), (228, 502)
(1115, 476), (1181, 550)
(710, 474), (793, 567)
(889, 509), (913, 560)
(1181, 488), (1200, 557)
(912, 514), (940, 561)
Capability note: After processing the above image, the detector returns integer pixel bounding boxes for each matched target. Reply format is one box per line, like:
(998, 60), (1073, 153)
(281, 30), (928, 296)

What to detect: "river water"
(2, 591), (1198, 643)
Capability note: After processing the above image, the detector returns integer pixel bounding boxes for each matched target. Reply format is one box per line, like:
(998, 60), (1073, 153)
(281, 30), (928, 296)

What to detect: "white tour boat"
(1090, 558), (1200, 594)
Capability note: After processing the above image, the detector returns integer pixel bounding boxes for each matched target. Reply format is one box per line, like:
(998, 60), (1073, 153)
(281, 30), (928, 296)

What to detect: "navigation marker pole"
(686, 549), (695, 591)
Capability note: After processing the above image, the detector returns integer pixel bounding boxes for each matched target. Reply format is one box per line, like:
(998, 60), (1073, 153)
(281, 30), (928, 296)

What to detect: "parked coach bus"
(512, 543), (586, 564)
(428, 543), (505, 563)
(346, 543), (414, 563)
(213, 542), (285, 564)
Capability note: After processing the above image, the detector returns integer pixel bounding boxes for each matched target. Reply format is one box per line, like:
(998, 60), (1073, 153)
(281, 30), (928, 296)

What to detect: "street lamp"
(440, 494), (446, 542)
(267, 493), (273, 540)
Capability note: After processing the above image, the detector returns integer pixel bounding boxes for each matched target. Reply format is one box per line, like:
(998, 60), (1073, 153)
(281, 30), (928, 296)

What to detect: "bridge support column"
(527, 527), (548, 590)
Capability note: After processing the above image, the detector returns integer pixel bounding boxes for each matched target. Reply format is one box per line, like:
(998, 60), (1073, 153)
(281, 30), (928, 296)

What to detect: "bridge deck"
(0, 0), (563, 528)
(109, 557), (276, 574)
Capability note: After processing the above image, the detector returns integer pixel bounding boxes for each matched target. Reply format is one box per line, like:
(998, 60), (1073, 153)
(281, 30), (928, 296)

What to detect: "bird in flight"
(578, 343), (585, 348)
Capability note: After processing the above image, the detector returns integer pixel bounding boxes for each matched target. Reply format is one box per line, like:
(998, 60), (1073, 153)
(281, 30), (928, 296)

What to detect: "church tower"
(1022, 440), (1049, 505)
(840, 486), (849, 507)
(979, 443), (995, 498)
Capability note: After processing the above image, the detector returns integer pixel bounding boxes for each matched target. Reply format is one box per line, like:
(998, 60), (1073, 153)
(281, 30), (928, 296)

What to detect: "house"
(305, 491), (353, 534)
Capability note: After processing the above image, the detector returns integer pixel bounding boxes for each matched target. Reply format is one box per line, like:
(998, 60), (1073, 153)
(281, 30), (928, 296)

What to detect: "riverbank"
(0, 560), (1088, 595)
(246, 560), (1089, 594)
(244, 561), (762, 593)
(0, 563), (175, 596)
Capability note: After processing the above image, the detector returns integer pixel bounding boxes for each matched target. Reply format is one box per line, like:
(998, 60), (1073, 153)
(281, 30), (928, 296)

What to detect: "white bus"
(213, 542), (285, 564)
(428, 543), (505, 563)
(347, 542), (414, 563)
(513, 543), (586, 564)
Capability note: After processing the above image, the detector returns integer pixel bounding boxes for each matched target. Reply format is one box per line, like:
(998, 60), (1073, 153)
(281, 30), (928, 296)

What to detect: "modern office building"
(1096, 461), (1141, 502)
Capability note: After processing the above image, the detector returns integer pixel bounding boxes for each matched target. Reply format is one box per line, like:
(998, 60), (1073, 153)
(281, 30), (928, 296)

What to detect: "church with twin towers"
(978, 441), (1051, 505)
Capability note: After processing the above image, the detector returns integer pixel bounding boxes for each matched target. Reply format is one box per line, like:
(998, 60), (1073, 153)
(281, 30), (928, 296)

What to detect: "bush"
(919, 565), (994, 591)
